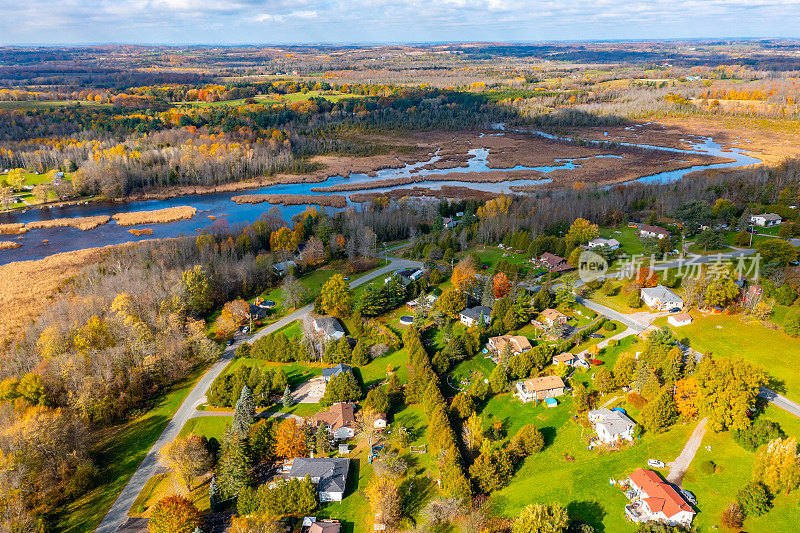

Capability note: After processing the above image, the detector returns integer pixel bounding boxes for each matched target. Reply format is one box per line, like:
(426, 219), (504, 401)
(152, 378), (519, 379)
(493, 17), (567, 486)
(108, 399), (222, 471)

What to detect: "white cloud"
(256, 9), (318, 22)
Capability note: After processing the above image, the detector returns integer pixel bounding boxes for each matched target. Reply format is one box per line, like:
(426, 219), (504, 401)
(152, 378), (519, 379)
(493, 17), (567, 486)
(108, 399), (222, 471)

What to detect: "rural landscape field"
(1, 4), (800, 533)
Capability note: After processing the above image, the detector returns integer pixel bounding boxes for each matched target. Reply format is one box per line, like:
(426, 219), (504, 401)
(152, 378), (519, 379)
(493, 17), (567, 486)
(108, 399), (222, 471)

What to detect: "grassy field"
(664, 314), (800, 401)
(0, 99), (112, 109)
(599, 226), (645, 256)
(54, 365), (209, 532)
(682, 405), (800, 532)
(488, 392), (695, 532)
(178, 415), (232, 440)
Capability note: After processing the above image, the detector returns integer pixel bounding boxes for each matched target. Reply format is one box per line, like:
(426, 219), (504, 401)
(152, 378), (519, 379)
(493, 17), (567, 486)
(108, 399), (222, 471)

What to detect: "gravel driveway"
(667, 417), (707, 487)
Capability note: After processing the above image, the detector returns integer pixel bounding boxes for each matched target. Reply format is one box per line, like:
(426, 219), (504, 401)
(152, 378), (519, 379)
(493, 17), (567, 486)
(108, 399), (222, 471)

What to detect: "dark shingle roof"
(460, 306), (492, 320)
(322, 363), (351, 379)
(290, 457), (350, 494)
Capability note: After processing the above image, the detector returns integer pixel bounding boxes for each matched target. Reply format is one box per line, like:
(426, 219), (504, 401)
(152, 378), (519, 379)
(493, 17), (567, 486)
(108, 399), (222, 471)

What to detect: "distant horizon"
(3, 0), (800, 46)
(4, 37), (800, 48)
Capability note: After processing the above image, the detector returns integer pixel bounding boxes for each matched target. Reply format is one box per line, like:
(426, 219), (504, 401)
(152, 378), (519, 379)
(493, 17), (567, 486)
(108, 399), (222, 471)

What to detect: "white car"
(647, 459), (665, 468)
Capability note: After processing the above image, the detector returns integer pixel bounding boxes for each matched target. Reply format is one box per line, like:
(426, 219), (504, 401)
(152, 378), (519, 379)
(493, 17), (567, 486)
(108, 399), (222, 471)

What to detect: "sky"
(1, 0), (800, 45)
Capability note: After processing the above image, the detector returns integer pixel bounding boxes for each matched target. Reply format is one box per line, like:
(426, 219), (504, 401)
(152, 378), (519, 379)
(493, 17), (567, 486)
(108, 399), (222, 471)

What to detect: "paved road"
(575, 296), (649, 333)
(667, 417), (708, 488)
(97, 255), (420, 533)
(758, 387), (800, 417)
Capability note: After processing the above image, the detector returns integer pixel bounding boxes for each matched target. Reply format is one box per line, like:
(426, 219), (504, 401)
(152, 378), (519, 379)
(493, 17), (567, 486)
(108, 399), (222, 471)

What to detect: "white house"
(668, 313), (693, 327)
(638, 224), (670, 240)
(587, 408), (636, 444)
(640, 285), (684, 311)
(750, 213), (782, 227)
(289, 457), (350, 502)
(374, 413), (388, 430)
(587, 237), (620, 250)
(625, 469), (695, 527)
(516, 376), (565, 403)
(459, 306), (492, 327)
(552, 352), (579, 366)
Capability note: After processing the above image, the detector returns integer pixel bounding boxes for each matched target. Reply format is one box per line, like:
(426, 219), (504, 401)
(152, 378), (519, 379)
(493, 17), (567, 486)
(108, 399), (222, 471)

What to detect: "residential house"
(459, 306), (492, 327)
(273, 260), (297, 277)
(625, 469), (695, 527)
(313, 316), (346, 342)
(588, 408), (636, 444)
(516, 376), (566, 403)
(384, 268), (425, 286)
(638, 224), (671, 240)
(587, 237), (620, 250)
(552, 352), (578, 366)
(750, 213), (783, 227)
(640, 285), (684, 311)
(289, 457), (350, 502)
(309, 521), (341, 533)
(540, 308), (569, 327)
(488, 335), (532, 363)
(374, 413), (388, 429)
(537, 252), (575, 273)
(310, 402), (356, 441)
(443, 217), (458, 229)
(668, 313), (693, 327)
(407, 293), (438, 312)
(322, 363), (352, 383)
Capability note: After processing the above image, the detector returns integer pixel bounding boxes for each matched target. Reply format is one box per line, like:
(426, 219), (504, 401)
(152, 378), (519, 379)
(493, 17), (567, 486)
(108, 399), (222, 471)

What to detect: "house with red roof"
(625, 469), (695, 527)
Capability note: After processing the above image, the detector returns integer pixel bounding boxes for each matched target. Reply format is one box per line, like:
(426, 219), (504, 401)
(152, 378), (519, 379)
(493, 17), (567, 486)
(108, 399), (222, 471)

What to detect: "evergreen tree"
(282, 385), (294, 408)
(209, 475), (220, 512)
(351, 340), (370, 366)
(233, 385), (255, 436)
(217, 428), (252, 499)
(481, 278), (495, 307)
(315, 423), (330, 455)
(641, 388), (678, 434)
(489, 365), (508, 394)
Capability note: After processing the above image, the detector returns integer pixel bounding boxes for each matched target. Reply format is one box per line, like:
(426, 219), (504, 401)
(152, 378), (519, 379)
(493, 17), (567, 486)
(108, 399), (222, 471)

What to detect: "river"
(0, 130), (761, 265)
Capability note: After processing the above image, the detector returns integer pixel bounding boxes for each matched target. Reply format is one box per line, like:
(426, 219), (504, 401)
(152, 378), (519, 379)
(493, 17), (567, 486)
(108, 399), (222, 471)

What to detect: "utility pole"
(749, 223), (755, 248)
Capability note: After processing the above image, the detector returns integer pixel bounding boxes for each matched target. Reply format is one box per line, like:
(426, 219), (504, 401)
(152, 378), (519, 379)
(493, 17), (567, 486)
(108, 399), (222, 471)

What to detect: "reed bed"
(25, 216), (110, 231)
(0, 241), (22, 250)
(231, 194), (347, 208)
(112, 206), (197, 226)
(0, 223), (26, 235)
(128, 228), (154, 236)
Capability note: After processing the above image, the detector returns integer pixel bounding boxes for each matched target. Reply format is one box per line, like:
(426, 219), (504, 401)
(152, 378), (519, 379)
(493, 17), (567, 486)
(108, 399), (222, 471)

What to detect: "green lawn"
(0, 99), (112, 109)
(599, 226), (645, 256)
(682, 404), (800, 532)
(664, 314), (800, 402)
(220, 359), (323, 387)
(178, 415), (232, 441)
(489, 391), (695, 532)
(177, 90), (362, 108)
(54, 365), (210, 532)
(468, 245), (531, 270)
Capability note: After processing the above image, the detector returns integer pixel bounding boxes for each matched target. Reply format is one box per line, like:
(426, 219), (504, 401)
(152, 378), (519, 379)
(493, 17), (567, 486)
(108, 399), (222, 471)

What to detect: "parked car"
(681, 489), (697, 505)
(243, 326), (250, 334)
(226, 339), (233, 346)
(647, 459), (665, 468)
(668, 307), (681, 313)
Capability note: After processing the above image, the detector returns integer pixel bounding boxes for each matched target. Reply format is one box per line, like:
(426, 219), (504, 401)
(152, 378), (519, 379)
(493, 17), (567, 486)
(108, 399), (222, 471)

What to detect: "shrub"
(775, 284), (797, 305)
(148, 496), (201, 533)
(626, 392), (647, 409)
(720, 502), (744, 530)
(736, 481), (772, 517)
(697, 460), (716, 475)
(784, 309), (800, 336)
(511, 424), (546, 456)
(627, 291), (643, 308)
(733, 418), (784, 452)
(603, 321), (616, 332)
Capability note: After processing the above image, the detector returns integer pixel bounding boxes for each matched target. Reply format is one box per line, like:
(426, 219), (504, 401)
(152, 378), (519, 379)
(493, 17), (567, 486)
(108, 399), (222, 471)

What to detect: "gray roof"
(314, 316), (345, 337)
(290, 457), (350, 494)
(322, 363), (351, 379)
(640, 285), (683, 304)
(589, 408), (635, 435)
(460, 306), (492, 320)
(754, 213), (782, 221)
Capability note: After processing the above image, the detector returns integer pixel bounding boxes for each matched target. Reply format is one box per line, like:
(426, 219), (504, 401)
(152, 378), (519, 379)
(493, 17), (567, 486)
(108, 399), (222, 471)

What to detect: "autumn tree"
(452, 258), (478, 293)
(675, 377), (700, 419)
(281, 274), (305, 309)
(512, 502), (569, 533)
(565, 218), (599, 248)
(492, 272), (511, 298)
(181, 265), (213, 315)
(436, 288), (467, 319)
(160, 434), (213, 492)
(366, 475), (401, 528)
(148, 495), (201, 533)
(275, 418), (308, 459)
(356, 408), (382, 450)
(720, 502), (744, 530)
(510, 424), (545, 456)
(303, 236), (325, 265)
(318, 274), (352, 318)
(635, 266), (659, 288)
(753, 437), (800, 494)
(695, 355), (767, 432)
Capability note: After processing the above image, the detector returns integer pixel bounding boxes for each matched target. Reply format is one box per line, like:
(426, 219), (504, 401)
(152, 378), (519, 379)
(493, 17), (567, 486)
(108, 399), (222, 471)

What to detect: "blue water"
(0, 131), (762, 265)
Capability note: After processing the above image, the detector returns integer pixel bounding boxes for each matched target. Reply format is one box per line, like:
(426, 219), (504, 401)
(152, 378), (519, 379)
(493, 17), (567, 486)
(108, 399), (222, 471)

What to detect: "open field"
(175, 90), (363, 108)
(664, 314), (800, 401)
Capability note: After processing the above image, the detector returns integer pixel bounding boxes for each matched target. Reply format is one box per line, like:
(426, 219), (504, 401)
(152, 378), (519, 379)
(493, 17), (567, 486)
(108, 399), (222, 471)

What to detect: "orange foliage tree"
(452, 259), (477, 293)
(636, 266), (659, 288)
(492, 272), (511, 298)
(148, 495), (201, 533)
(675, 377), (700, 419)
(274, 418), (308, 459)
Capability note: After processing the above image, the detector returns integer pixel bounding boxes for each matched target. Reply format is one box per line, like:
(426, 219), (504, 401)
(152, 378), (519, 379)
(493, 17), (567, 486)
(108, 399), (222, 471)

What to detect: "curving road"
(97, 255), (421, 533)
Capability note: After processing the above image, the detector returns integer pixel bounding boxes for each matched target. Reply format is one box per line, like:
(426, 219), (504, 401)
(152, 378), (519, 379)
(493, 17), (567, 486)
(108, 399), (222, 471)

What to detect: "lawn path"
(97, 256), (421, 533)
(666, 417), (707, 488)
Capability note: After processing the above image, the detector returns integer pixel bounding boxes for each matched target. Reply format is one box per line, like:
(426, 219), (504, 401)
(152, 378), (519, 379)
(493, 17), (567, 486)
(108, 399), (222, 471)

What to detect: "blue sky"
(1, 0), (799, 45)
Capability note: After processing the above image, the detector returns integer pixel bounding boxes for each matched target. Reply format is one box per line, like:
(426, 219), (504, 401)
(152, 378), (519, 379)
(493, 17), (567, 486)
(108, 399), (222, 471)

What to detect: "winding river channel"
(0, 130), (761, 265)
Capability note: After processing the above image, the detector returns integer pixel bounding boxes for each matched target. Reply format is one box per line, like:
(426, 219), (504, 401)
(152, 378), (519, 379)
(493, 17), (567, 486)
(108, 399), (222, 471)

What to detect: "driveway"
(292, 376), (326, 403)
(97, 255), (420, 533)
(666, 417), (707, 487)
